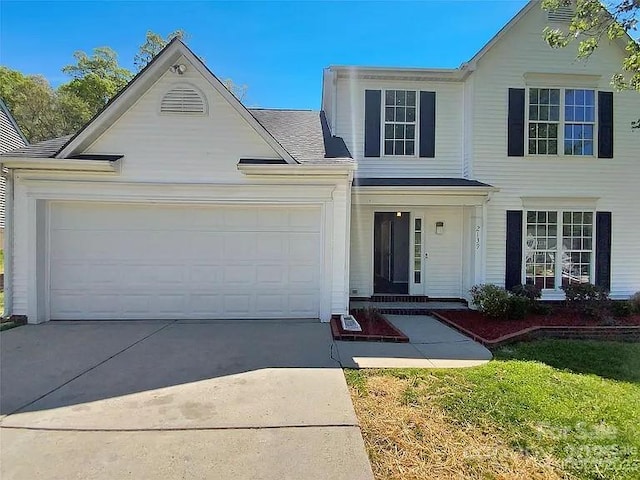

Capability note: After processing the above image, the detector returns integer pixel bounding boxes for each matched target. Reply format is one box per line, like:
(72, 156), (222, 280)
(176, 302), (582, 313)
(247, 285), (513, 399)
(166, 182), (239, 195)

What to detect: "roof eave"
(330, 65), (466, 81)
(353, 185), (499, 194)
(1, 157), (119, 172)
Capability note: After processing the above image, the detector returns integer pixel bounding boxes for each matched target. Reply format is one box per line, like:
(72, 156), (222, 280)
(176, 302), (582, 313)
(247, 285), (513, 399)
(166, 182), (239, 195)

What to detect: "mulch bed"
(330, 309), (409, 342)
(433, 308), (640, 345)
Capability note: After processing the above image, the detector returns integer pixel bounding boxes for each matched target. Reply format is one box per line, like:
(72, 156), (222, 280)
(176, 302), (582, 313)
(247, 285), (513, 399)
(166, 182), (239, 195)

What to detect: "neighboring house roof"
(354, 178), (494, 188)
(1, 98), (28, 230)
(0, 99), (28, 154)
(1, 111), (352, 165)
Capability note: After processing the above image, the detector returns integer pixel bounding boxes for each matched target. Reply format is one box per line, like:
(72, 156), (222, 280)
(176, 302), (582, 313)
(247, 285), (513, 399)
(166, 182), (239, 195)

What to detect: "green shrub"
(630, 291), (640, 313)
(507, 295), (531, 320)
(470, 284), (512, 320)
(510, 283), (542, 300)
(563, 283), (610, 320)
(510, 283), (544, 317)
(611, 301), (633, 318)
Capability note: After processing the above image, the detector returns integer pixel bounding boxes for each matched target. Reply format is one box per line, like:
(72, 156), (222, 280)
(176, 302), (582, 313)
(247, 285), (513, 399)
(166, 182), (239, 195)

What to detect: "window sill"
(523, 155), (597, 160)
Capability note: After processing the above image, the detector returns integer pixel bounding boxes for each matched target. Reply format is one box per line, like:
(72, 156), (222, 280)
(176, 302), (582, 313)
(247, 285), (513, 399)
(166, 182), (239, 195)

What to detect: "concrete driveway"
(0, 320), (374, 480)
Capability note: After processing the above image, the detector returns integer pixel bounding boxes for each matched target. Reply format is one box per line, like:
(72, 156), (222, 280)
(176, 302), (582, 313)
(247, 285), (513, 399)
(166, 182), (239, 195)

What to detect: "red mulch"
(436, 308), (640, 341)
(330, 310), (409, 342)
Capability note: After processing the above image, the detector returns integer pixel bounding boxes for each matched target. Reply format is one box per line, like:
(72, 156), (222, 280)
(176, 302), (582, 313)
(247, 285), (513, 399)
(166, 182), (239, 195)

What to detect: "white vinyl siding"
(470, 4), (640, 298)
(85, 55), (280, 183)
(334, 77), (463, 178)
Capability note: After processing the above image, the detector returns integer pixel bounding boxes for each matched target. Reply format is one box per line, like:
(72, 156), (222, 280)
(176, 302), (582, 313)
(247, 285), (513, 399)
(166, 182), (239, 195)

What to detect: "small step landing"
(351, 296), (468, 314)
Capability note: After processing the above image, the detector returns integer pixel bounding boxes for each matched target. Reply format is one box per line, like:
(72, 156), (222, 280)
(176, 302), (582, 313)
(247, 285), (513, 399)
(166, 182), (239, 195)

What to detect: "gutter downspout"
(3, 168), (13, 317)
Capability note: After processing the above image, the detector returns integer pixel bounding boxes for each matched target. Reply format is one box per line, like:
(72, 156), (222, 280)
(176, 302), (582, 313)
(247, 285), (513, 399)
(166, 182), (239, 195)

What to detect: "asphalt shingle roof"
(249, 109), (352, 163)
(1, 135), (72, 158)
(0, 110), (352, 164)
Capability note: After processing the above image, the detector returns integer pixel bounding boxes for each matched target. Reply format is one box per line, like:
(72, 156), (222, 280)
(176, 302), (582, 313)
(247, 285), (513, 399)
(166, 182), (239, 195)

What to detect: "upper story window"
(565, 89), (595, 155)
(383, 90), (417, 156)
(527, 87), (595, 156)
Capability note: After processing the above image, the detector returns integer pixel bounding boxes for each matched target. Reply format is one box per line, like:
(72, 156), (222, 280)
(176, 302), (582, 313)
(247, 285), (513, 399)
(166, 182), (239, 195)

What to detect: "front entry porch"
(349, 178), (496, 302)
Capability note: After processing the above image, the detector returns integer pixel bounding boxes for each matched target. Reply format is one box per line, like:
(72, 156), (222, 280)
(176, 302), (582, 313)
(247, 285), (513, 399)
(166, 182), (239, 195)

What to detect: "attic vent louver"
(160, 85), (207, 114)
(547, 4), (575, 23)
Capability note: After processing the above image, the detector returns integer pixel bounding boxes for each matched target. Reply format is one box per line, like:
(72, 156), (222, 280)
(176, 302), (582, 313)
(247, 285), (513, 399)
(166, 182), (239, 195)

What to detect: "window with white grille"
(160, 85), (207, 114)
(525, 210), (594, 290)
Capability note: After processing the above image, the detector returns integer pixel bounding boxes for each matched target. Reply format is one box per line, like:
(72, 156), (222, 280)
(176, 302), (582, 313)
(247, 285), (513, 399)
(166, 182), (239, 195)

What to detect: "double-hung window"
(383, 90), (417, 156)
(527, 88), (596, 156)
(525, 210), (594, 290)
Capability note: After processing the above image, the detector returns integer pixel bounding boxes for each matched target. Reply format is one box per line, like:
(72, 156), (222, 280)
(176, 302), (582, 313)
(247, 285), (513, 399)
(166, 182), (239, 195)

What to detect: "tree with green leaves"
(2, 29), (249, 143)
(133, 30), (248, 100)
(0, 67), (90, 142)
(61, 47), (133, 114)
(134, 30), (186, 71)
(542, 0), (639, 127)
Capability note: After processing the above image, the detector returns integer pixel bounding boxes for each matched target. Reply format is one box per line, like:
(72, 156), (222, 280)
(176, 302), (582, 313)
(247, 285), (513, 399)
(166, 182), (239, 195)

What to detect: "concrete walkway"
(0, 320), (374, 480)
(334, 315), (492, 368)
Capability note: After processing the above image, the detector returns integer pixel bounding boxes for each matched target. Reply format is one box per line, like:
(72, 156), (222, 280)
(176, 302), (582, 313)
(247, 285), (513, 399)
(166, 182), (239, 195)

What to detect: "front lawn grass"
(346, 340), (640, 480)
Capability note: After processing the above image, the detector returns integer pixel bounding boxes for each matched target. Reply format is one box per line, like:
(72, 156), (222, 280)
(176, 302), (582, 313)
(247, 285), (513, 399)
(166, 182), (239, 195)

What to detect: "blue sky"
(1, 1), (529, 109)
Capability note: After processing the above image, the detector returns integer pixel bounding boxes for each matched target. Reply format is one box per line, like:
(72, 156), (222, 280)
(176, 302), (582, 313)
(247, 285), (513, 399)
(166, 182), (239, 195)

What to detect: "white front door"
(48, 202), (322, 320)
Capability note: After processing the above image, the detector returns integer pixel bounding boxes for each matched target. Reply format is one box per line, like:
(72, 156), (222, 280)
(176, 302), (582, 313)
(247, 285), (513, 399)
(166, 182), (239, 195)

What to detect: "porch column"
(330, 180), (351, 317)
(472, 204), (485, 286)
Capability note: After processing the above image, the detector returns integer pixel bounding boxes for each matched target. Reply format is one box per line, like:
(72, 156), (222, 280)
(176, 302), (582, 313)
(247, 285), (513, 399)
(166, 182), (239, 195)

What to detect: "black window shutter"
(598, 91), (614, 158)
(595, 212), (612, 290)
(364, 90), (381, 157)
(419, 91), (436, 158)
(505, 210), (523, 290)
(508, 88), (525, 157)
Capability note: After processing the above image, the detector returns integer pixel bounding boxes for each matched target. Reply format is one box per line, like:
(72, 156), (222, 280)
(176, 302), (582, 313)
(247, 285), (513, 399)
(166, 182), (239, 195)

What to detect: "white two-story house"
(325, 0), (639, 302)
(2, 1), (638, 324)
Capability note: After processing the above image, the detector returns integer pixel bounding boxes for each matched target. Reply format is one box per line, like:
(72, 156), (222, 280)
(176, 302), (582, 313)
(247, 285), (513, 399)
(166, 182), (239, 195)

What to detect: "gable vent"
(547, 4), (575, 23)
(160, 85), (207, 114)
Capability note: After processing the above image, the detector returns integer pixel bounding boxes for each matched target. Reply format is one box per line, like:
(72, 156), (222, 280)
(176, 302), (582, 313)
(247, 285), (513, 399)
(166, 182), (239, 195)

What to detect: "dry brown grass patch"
(349, 374), (570, 480)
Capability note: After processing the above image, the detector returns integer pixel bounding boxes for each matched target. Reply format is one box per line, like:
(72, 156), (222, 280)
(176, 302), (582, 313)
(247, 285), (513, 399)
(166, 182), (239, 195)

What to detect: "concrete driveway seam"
(0, 423), (361, 432)
(2, 320), (178, 418)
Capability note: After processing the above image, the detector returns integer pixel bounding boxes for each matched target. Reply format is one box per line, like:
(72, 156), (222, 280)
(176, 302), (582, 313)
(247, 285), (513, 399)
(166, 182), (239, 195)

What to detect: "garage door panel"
(224, 235), (257, 260)
(289, 294), (319, 316)
(189, 265), (223, 285)
(190, 294), (223, 315)
(288, 237), (321, 261)
(49, 203), (322, 320)
(223, 265), (256, 284)
(256, 265), (286, 284)
(256, 233), (287, 259)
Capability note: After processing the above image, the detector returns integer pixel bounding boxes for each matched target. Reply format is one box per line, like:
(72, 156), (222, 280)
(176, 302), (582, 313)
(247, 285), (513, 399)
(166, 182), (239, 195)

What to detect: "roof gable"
(55, 39), (296, 163)
(463, 0), (633, 70)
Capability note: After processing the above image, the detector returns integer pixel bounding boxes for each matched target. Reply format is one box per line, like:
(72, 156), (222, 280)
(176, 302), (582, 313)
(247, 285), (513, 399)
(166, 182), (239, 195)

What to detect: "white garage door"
(49, 202), (322, 320)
